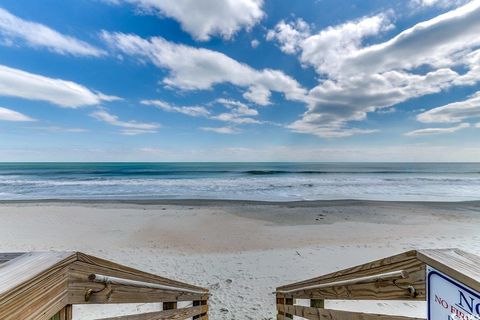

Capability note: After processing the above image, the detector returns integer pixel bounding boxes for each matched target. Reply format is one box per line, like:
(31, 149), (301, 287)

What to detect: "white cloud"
(141, 98), (262, 126)
(266, 18), (311, 54)
(0, 7), (105, 57)
(32, 126), (88, 133)
(288, 120), (379, 138)
(200, 126), (239, 134)
(282, 1), (480, 137)
(101, 31), (307, 106)
(266, 14), (392, 72)
(141, 99), (210, 117)
(91, 109), (160, 135)
(341, 2), (480, 76)
(212, 99), (260, 124)
(105, 0), (264, 41)
(405, 123), (470, 136)
(417, 91), (480, 123)
(251, 39), (260, 48)
(212, 112), (260, 124)
(120, 129), (157, 135)
(242, 85), (272, 106)
(0, 106), (34, 121)
(300, 14), (393, 75)
(215, 98), (258, 116)
(409, 0), (470, 9)
(0, 64), (119, 107)
(293, 68), (459, 136)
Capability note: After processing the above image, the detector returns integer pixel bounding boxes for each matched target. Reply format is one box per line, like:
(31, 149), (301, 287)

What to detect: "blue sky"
(0, 0), (479, 161)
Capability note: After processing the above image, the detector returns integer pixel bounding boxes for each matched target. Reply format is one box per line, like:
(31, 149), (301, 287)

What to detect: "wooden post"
(285, 297), (294, 319)
(276, 295), (285, 319)
(50, 305), (72, 320)
(200, 300), (208, 319)
(62, 305), (73, 320)
(310, 298), (324, 308)
(193, 300), (208, 319)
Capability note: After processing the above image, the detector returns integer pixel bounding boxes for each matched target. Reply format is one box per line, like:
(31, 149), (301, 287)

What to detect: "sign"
(428, 266), (480, 320)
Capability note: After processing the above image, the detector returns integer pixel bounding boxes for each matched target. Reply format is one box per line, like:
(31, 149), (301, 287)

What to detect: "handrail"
(275, 270), (408, 294)
(89, 273), (209, 295)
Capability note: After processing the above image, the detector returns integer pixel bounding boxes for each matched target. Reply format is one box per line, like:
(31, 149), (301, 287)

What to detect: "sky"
(0, 0), (480, 162)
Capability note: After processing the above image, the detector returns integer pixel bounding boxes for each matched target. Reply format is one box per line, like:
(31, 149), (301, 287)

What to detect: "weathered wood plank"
(285, 298), (294, 319)
(0, 265), (70, 320)
(58, 305), (73, 320)
(0, 252), (77, 320)
(278, 269), (425, 300)
(276, 296), (287, 318)
(277, 251), (417, 290)
(277, 252), (425, 300)
(50, 305), (73, 320)
(96, 305), (208, 320)
(277, 251), (418, 291)
(277, 305), (425, 320)
(192, 300), (208, 320)
(0, 251), (76, 296)
(417, 248), (480, 292)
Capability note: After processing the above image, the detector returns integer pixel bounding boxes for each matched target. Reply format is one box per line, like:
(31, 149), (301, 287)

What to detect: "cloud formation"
(269, 1), (480, 137)
(405, 122), (470, 136)
(141, 98), (262, 131)
(409, 0), (470, 9)
(0, 106), (34, 121)
(105, 0), (264, 41)
(141, 100), (210, 117)
(0, 64), (119, 107)
(417, 91), (480, 123)
(266, 18), (311, 54)
(200, 126), (239, 134)
(91, 109), (160, 135)
(0, 7), (105, 57)
(101, 31), (307, 106)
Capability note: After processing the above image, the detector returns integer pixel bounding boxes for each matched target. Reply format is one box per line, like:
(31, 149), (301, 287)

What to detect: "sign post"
(428, 266), (480, 320)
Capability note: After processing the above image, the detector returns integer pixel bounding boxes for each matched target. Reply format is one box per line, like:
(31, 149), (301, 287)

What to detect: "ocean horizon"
(1, 162), (479, 201)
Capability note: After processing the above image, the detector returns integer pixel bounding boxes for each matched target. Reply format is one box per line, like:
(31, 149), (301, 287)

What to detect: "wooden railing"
(275, 248), (480, 320)
(0, 251), (209, 320)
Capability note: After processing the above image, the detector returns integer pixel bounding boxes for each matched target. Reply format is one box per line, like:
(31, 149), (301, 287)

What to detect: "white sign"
(428, 266), (480, 320)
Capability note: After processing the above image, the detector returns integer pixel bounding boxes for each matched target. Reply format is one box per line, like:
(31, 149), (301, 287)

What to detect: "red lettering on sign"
(436, 295), (449, 309)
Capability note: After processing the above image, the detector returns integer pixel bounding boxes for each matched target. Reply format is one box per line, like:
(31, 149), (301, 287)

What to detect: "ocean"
(0, 162), (479, 201)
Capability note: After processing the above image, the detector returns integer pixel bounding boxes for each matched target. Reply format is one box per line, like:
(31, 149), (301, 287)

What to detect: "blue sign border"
(427, 268), (480, 319)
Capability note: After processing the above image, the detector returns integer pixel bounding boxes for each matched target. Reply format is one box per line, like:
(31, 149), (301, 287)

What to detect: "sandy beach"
(1, 199), (479, 319)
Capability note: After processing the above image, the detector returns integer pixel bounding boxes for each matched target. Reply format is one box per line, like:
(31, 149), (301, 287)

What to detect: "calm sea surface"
(0, 162), (479, 201)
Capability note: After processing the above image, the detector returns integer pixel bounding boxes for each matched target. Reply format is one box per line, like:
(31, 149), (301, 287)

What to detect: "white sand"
(0, 200), (479, 319)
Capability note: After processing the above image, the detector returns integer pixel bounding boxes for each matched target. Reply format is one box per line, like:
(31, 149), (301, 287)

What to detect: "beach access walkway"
(0, 248), (479, 319)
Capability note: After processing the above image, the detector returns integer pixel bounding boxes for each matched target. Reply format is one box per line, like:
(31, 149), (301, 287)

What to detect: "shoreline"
(2, 198), (480, 205)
